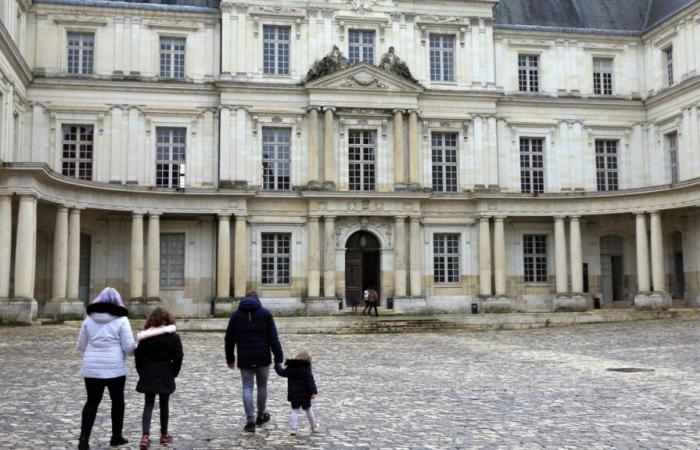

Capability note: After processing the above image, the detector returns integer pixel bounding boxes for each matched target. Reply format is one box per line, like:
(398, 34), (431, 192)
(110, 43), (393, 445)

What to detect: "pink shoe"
(160, 434), (174, 444)
(139, 435), (150, 450)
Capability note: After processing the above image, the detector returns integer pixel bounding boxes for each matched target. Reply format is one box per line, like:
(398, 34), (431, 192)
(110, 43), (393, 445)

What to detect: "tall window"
(520, 137), (545, 194)
(667, 132), (679, 183)
(431, 132), (458, 193)
(262, 128), (291, 191)
(348, 130), (376, 191)
(160, 37), (186, 79)
(67, 32), (94, 75)
(160, 233), (185, 288)
(429, 34), (455, 82)
(593, 58), (613, 95)
(664, 47), (674, 86)
(348, 30), (375, 65)
(518, 54), (539, 92)
(261, 233), (291, 285)
(156, 127), (186, 188)
(263, 26), (290, 75)
(61, 125), (94, 180)
(595, 139), (619, 191)
(433, 234), (460, 284)
(523, 235), (547, 283)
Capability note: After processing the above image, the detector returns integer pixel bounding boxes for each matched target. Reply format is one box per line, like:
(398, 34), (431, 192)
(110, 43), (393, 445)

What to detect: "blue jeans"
(239, 365), (270, 424)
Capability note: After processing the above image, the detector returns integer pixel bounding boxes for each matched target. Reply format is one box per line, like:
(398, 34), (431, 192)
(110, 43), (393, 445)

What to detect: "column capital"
(648, 210), (661, 217)
(478, 215), (491, 222)
(235, 214), (248, 222)
(323, 215), (337, 221)
(148, 211), (162, 218)
(56, 205), (69, 213)
(409, 216), (423, 223)
(217, 213), (232, 220)
(553, 215), (566, 221)
(69, 207), (82, 215)
(392, 109), (407, 115)
(323, 106), (336, 113)
(308, 105), (322, 113)
(493, 215), (507, 222)
(395, 215), (408, 221)
(407, 109), (420, 116)
(308, 215), (321, 222)
(18, 194), (37, 203)
(132, 211), (146, 218)
(569, 215), (581, 221)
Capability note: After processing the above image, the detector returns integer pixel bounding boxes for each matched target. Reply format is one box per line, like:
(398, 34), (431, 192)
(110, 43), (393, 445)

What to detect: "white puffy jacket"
(77, 313), (136, 379)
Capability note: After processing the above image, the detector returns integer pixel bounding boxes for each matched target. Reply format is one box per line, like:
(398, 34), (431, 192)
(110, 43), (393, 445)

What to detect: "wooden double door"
(345, 231), (381, 307)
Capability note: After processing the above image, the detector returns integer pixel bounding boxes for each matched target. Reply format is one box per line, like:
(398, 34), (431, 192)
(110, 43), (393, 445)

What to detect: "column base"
(44, 300), (85, 321)
(553, 295), (588, 312)
(0, 298), (38, 324)
(407, 183), (423, 192)
(305, 297), (339, 315)
(634, 292), (671, 311)
(394, 182), (408, 192)
(481, 296), (513, 313)
(393, 297), (427, 314)
(306, 181), (323, 191)
(213, 297), (234, 317)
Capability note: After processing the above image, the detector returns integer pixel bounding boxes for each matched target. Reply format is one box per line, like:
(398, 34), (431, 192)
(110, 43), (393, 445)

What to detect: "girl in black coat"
(275, 351), (319, 435)
(135, 308), (183, 450)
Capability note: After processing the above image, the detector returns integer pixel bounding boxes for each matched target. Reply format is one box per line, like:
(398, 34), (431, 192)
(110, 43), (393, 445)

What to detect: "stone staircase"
(335, 317), (465, 334)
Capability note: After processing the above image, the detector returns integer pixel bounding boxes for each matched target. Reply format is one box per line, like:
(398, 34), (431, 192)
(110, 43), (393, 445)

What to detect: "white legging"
(290, 407), (316, 429)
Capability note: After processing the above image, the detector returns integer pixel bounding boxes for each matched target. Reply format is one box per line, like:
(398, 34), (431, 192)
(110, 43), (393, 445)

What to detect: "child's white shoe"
(311, 423), (320, 434)
(290, 428), (297, 436)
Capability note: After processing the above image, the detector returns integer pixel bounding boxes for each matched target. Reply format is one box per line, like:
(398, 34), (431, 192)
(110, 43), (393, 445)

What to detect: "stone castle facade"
(1, 0), (700, 322)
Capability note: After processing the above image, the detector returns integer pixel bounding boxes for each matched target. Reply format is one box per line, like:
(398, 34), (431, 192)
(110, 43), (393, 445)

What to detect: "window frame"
(663, 46), (674, 87)
(523, 234), (548, 283)
(66, 31), (95, 75)
(429, 33), (456, 82)
(160, 233), (186, 289)
(667, 131), (679, 184)
(262, 25), (291, 76)
(262, 127), (292, 191)
(433, 233), (461, 284)
(431, 131), (458, 193)
(155, 127), (187, 189)
(348, 129), (377, 192)
(593, 57), (614, 96)
(61, 124), (94, 181)
(261, 232), (292, 286)
(595, 139), (619, 191)
(519, 137), (545, 194)
(159, 36), (186, 79)
(518, 54), (540, 93)
(348, 29), (376, 65)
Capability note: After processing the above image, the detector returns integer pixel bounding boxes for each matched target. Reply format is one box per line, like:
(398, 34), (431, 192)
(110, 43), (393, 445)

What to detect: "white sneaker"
(290, 428), (297, 436)
(311, 423), (320, 433)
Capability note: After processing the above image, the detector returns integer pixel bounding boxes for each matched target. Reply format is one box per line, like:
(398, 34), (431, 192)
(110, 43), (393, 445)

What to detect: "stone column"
(13, 195), (37, 299)
(554, 216), (568, 295)
(307, 216), (321, 298)
(66, 208), (81, 300)
(323, 216), (336, 298)
(323, 108), (336, 188)
(217, 214), (232, 300)
(234, 215), (247, 299)
(0, 195), (11, 299)
(478, 217), (492, 296)
(408, 110), (420, 188)
(493, 216), (506, 296)
(130, 213), (144, 300)
(146, 213), (160, 301)
(393, 110), (406, 189)
(51, 206), (69, 300)
(409, 217), (423, 297)
(569, 216), (583, 294)
(308, 107), (320, 187)
(635, 213), (651, 293)
(394, 216), (407, 297)
(650, 211), (666, 293)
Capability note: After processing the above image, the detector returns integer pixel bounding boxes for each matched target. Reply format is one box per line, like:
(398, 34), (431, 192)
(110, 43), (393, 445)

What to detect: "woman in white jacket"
(77, 287), (136, 450)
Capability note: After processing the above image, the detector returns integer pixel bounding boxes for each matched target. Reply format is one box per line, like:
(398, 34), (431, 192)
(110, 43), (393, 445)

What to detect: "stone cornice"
(0, 21), (32, 89)
(644, 74), (700, 109)
(29, 77), (217, 95)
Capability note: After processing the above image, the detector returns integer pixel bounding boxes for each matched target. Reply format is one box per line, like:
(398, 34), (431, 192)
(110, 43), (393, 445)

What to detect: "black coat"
(135, 332), (183, 394)
(225, 296), (283, 369)
(275, 359), (318, 403)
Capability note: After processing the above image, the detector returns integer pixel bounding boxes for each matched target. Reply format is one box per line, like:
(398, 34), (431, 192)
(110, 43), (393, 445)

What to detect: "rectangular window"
(595, 139), (619, 191)
(263, 26), (291, 75)
(593, 58), (613, 95)
(160, 233), (185, 288)
(667, 132), (679, 183)
(433, 234), (460, 284)
(664, 47), (674, 86)
(518, 54), (539, 92)
(348, 30), (375, 65)
(67, 32), (94, 75)
(431, 132), (458, 193)
(61, 125), (94, 181)
(155, 127), (186, 188)
(429, 34), (455, 82)
(160, 37), (186, 79)
(261, 233), (291, 285)
(520, 137), (545, 194)
(348, 129), (376, 191)
(262, 127), (291, 191)
(523, 234), (547, 283)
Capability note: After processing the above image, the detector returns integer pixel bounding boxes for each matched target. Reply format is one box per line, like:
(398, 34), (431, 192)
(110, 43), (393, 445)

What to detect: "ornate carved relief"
(339, 75), (388, 88)
(346, 0), (379, 15)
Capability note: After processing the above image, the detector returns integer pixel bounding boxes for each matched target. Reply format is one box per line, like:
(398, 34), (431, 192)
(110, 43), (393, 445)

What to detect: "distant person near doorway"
(361, 288), (370, 315)
(367, 288), (379, 317)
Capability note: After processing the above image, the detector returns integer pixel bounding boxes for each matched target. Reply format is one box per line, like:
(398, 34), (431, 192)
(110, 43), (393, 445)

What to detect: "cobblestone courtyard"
(1, 318), (699, 449)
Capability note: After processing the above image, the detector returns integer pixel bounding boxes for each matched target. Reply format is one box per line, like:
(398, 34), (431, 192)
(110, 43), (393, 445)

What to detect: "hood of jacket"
(238, 296), (262, 312)
(87, 302), (128, 318)
(137, 325), (177, 342)
(90, 312), (119, 324)
(284, 358), (311, 375)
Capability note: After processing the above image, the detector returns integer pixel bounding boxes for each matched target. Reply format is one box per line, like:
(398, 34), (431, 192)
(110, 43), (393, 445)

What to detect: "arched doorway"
(600, 235), (624, 302)
(345, 231), (381, 307)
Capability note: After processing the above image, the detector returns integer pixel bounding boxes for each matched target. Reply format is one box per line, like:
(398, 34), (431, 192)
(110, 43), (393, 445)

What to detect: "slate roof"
(494, 0), (699, 34)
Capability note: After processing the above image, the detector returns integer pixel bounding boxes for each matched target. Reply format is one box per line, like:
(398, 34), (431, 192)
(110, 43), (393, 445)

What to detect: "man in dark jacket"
(225, 291), (284, 432)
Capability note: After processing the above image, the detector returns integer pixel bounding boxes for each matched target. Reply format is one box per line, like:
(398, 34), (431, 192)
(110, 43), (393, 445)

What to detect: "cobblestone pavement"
(1, 318), (699, 450)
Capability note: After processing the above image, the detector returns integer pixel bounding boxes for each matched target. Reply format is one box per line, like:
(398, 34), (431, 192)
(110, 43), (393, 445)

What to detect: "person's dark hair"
(144, 307), (176, 330)
(246, 290), (258, 298)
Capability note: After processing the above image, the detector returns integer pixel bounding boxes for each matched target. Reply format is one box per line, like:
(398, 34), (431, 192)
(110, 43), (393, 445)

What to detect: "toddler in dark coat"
(275, 351), (319, 435)
(135, 307), (183, 449)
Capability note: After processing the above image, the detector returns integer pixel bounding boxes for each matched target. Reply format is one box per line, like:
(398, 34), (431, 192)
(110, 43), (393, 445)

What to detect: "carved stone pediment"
(305, 63), (423, 93)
